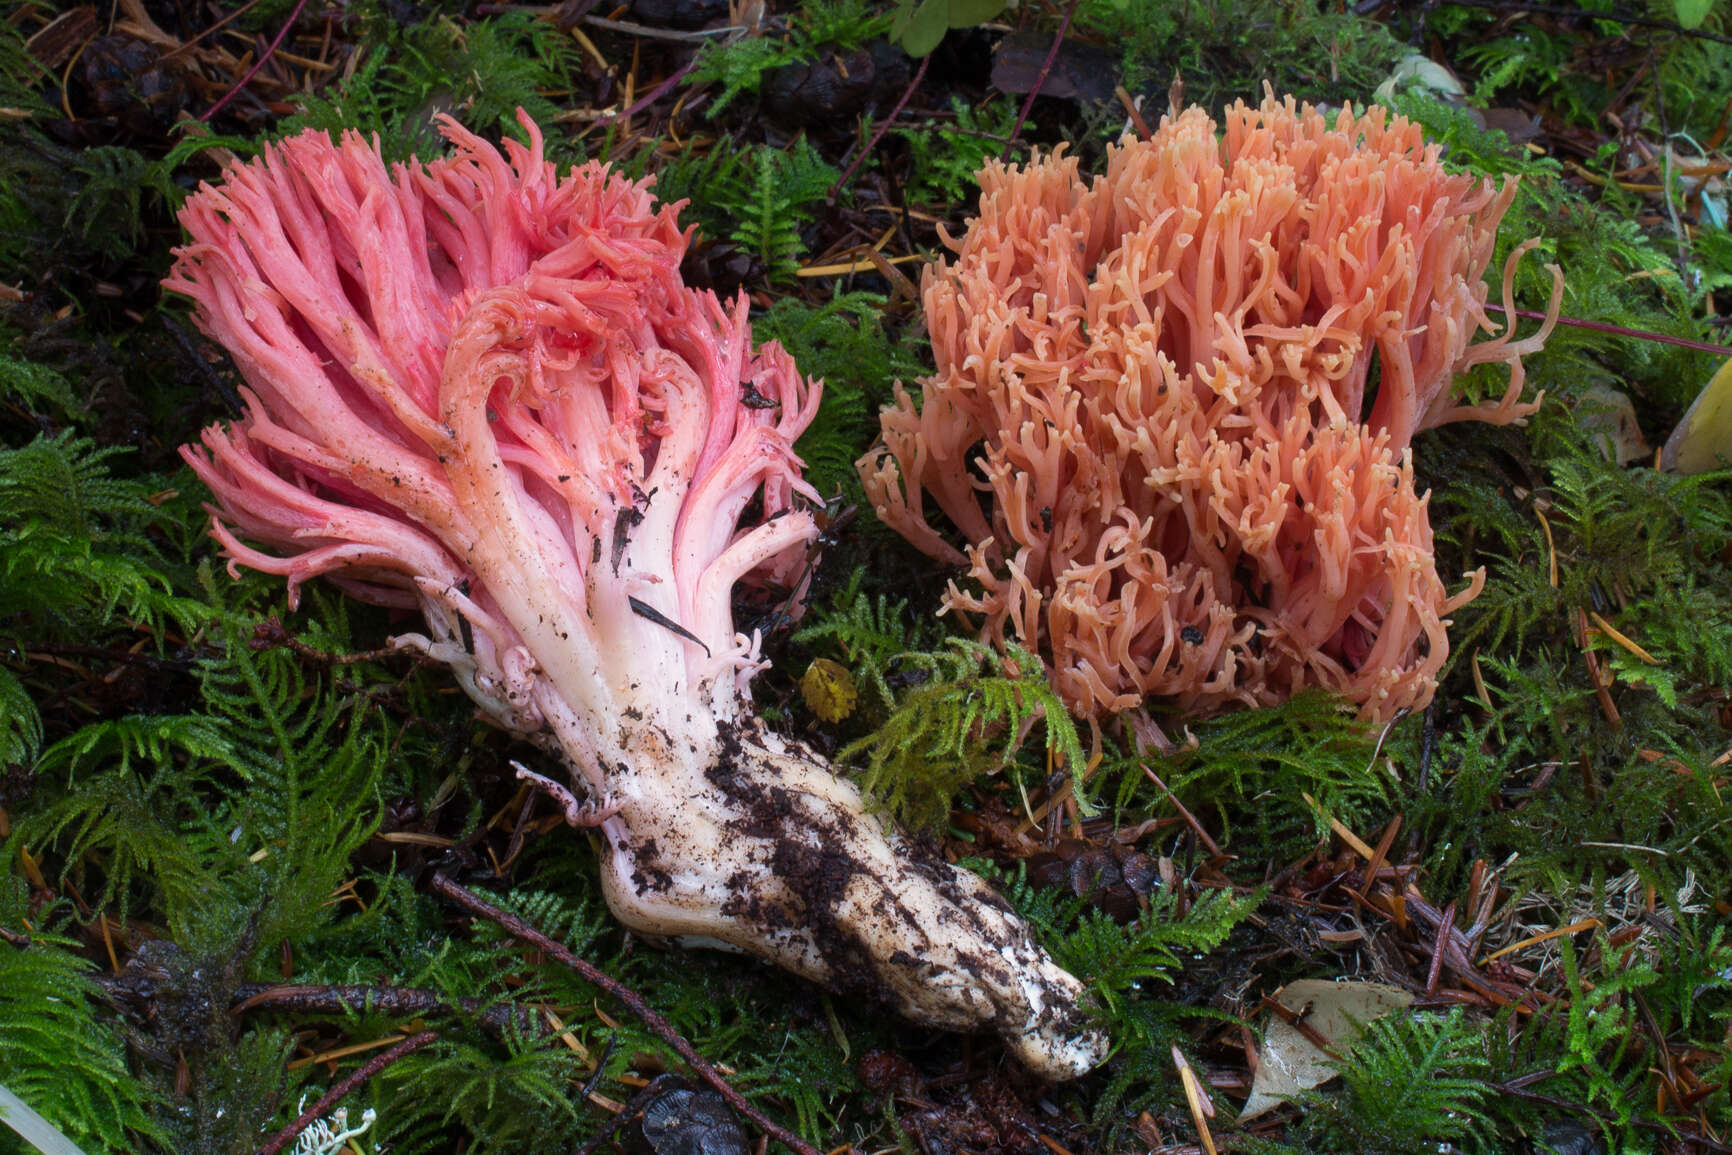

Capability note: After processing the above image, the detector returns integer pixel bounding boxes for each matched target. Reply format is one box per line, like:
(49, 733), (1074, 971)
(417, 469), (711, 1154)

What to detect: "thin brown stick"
(427, 872), (822, 1155)
(200, 0), (309, 122)
(1425, 900), (1455, 997)
(829, 54), (929, 202)
(157, 0), (267, 63)
(1140, 763), (1222, 856)
(1001, 0), (1084, 162)
(249, 616), (402, 665)
(1357, 816), (1401, 901)
(1258, 995), (1342, 1060)
(230, 982), (538, 1037)
(1113, 84), (1152, 139)
(256, 1030), (436, 1155)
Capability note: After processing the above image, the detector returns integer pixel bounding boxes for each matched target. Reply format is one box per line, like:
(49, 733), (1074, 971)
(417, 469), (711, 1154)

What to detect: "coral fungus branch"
(172, 113), (1106, 1080)
(862, 92), (1562, 723)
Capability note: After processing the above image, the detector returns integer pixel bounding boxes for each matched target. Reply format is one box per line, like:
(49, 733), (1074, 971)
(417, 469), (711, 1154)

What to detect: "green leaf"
(947, 0), (1008, 24)
(1675, 0), (1715, 30)
(898, 0), (951, 56)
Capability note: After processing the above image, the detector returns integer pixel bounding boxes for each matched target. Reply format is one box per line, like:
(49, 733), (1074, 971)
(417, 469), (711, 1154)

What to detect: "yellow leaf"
(1662, 354), (1732, 473)
(799, 659), (858, 724)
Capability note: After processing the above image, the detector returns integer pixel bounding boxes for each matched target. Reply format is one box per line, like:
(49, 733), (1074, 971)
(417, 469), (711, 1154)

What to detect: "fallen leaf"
(1373, 53), (1465, 105)
(1661, 354), (1732, 473)
(1237, 979), (1414, 1122)
(1575, 382), (1650, 466)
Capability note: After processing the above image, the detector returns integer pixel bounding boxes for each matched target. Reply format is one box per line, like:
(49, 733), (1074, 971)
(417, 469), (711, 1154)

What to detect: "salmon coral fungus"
(170, 113), (1106, 1080)
(861, 93), (1562, 723)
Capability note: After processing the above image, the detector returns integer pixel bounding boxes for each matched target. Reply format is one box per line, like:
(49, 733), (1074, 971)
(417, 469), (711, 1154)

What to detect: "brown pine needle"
(1534, 505), (1559, 588)
(1482, 918), (1602, 965)
(288, 1032), (416, 1071)
(1172, 1045), (1219, 1155)
(1302, 792), (1376, 859)
(1588, 611), (1660, 664)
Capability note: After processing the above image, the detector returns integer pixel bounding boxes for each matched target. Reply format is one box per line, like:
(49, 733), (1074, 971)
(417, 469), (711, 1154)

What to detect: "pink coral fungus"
(862, 94), (1561, 723)
(171, 114), (1106, 1080)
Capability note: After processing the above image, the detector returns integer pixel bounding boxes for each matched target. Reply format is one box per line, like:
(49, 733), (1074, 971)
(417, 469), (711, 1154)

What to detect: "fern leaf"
(0, 665), (39, 769)
(0, 896), (162, 1153)
(842, 637), (1088, 826)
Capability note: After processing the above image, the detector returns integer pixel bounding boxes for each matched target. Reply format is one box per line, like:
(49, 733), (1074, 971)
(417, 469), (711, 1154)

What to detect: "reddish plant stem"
(596, 53), (700, 132)
(427, 872), (823, 1155)
(200, 0), (310, 123)
(829, 54), (929, 202)
(1001, 0), (1084, 163)
(1488, 303), (1732, 357)
(255, 1030), (437, 1155)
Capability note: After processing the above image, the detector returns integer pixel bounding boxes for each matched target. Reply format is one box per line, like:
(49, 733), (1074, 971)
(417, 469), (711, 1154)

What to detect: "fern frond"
(374, 1032), (588, 1154)
(729, 139), (838, 281)
(0, 888), (162, 1153)
(281, 14), (577, 162)
(688, 37), (801, 117)
(0, 666), (39, 769)
(1148, 692), (1387, 859)
(65, 146), (177, 260)
(28, 714), (233, 917)
(793, 568), (936, 708)
(0, 433), (205, 637)
(22, 636), (386, 940)
(1296, 1008), (1493, 1153)
(1048, 887), (1261, 1019)
(897, 95), (1023, 204)
(193, 640), (387, 945)
(0, 353), (82, 416)
(843, 638), (1087, 826)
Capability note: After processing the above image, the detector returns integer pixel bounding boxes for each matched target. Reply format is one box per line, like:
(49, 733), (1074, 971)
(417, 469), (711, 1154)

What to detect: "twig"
(249, 617), (404, 666)
(200, 0), (309, 122)
(1170, 1046), (1218, 1155)
(229, 982), (538, 1038)
(1140, 763), (1222, 856)
(1435, 0), (1732, 48)
(1258, 994), (1342, 1059)
(583, 14), (744, 42)
(1485, 304), (1732, 357)
(468, 5), (744, 40)
(17, 642), (193, 675)
(161, 314), (245, 413)
(829, 54), (929, 202)
(157, 0), (267, 64)
(1113, 84), (1152, 139)
(255, 1030), (437, 1155)
(1425, 900), (1455, 996)
(427, 872), (822, 1155)
(1001, 0), (1083, 163)
(593, 54), (700, 132)
(572, 1073), (678, 1155)
(1650, 55), (1694, 284)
